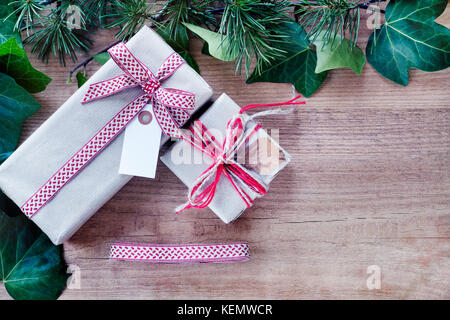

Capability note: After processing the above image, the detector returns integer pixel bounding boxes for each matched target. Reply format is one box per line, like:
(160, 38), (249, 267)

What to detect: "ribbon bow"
(82, 42), (195, 137)
(176, 95), (305, 214)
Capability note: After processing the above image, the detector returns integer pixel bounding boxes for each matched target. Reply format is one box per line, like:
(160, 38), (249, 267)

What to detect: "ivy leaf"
(247, 22), (327, 98)
(0, 72), (40, 164)
(366, 0), (450, 86)
(0, 2), (22, 47)
(313, 32), (366, 74)
(73, 52), (109, 88)
(201, 41), (211, 57)
(76, 71), (88, 88)
(0, 38), (51, 93)
(157, 25), (200, 73)
(93, 52), (110, 65)
(0, 210), (69, 300)
(0, 190), (21, 217)
(0, 151), (12, 164)
(183, 23), (238, 62)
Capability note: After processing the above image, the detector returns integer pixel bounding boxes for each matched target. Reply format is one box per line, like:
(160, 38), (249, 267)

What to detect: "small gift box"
(0, 26), (213, 244)
(160, 93), (292, 223)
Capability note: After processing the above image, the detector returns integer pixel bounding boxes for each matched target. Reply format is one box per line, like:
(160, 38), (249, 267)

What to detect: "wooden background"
(1, 5), (449, 300)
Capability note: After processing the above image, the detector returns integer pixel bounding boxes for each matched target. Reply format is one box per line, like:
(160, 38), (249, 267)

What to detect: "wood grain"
(0, 6), (449, 300)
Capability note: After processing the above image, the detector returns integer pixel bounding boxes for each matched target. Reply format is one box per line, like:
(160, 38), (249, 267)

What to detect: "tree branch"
(68, 40), (121, 81)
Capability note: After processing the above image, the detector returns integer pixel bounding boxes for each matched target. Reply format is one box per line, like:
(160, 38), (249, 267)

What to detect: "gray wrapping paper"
(0, 26), (213, 245)
(160, 93), (290, 223)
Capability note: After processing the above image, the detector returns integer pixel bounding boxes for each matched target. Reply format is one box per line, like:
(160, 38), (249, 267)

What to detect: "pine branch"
(80, 0), (114, 27)
(295, 0), (386, 46)
(7, 0), (387, 69)
(5, 0), (45, 35)
(104, 0), (157, 40)
(156, 0), (216, 38)
(68, 39), (121, 82)
(218, 0), (292, 76)
(23, 2), (92, 66)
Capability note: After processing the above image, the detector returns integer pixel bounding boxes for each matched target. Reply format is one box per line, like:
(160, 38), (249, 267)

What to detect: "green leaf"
(247, 22), (327, 98)
(0, 190), (21, 217)
(201, 41), (211, 57)
(0, 151), (12, 163)
(93, 52), (110, 65)
(0, 72), (40, 164)
(0, 38), (51, 93)
(74, 53), (108, 88)
(366, 0), (450, 85)
(183, 23), (238, 62)
(157, 25), (200, 73)
(313, 32), (366, 74)
(76, 71), (88, 88)
(0, 211), (69, 300)
(0, 2), (22, 47)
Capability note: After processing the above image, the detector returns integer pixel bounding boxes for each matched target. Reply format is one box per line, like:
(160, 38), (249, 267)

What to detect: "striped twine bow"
(82, 42), (195, 137)
(176, 95), (305, 214)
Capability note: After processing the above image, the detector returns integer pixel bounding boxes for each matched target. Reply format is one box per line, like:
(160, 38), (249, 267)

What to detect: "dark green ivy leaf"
(366, 0), (450, 85)
(247, 22), (327, 98)
(76, 71), (88, 88)
(0, 2), (22, 47)
(0, 72), (40, 164)
(0, 38), (51, 93)
(74, 52), (109, 88)
(0, 190), (21, 217)
(0, 210), (69, 300)
(157, 25), (200, 74)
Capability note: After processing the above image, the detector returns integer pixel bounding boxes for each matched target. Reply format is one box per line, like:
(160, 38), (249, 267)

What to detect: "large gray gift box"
(0, 26), (213, 245)
(161, 93), (291, 223)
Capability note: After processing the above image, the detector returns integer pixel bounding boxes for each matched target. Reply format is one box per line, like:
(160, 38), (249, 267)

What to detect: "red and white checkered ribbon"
(21, 42), (195, 219)
(110, 242), (249, 263)
(82, 42), (195, 137)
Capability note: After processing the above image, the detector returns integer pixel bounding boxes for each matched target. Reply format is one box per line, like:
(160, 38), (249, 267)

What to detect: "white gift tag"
(119, 104), (161, 178)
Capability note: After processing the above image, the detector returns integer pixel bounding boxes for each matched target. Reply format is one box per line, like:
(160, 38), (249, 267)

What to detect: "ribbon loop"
(108, 42), (151, 83)
(155, 53), (185, 81)
(82, 42), (195, 137)
(154, 88), (196, 109)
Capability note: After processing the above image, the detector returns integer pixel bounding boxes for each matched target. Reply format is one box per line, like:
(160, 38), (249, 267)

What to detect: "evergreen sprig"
(295, 0), (362, 46)
(24, 2), (92, 65)
(219, 0), (292, 76)
(105, 0), (157, 40)
(157, 0), (216, 39)
(81, 0), (113, 27)
(2, 0), (390, 78)
(5, 0), (45, 35)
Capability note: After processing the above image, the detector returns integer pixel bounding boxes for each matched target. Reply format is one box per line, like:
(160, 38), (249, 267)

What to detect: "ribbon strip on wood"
(21, 42), (195, 218)
(110, 242), (250, 263)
